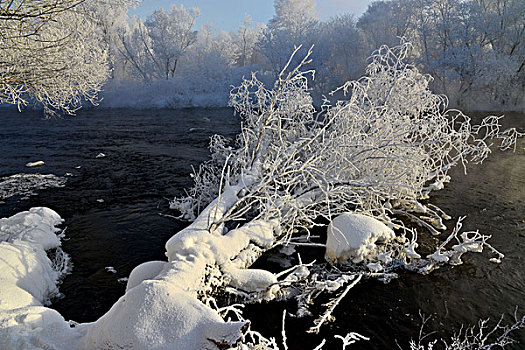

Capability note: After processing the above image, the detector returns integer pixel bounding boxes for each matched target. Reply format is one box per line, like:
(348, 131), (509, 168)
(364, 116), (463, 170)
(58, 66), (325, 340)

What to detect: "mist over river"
(0, 108), (523, 349)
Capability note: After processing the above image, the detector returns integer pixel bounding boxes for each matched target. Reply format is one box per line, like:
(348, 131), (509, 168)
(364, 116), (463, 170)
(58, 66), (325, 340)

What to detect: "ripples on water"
(0, 108), (523, 349)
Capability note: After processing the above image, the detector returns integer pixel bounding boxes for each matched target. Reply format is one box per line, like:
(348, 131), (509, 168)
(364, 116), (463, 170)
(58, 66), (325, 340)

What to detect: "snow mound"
(126, 260), (166, 292)
(325, 212), (395, 264)
(0, 208), (79, 349)
(0, 207), (63, 250)
(84, 186), (272, 349)
(82, 280), (248, 350)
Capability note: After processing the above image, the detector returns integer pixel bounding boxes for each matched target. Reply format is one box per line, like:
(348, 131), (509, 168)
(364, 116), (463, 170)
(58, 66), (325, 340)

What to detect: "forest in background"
(99, 0), (525, 111)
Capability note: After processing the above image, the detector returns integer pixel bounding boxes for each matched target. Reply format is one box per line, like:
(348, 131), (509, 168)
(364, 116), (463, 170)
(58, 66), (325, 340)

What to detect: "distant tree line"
(2, 0), (524, 112)
(107, 0), (524, 109)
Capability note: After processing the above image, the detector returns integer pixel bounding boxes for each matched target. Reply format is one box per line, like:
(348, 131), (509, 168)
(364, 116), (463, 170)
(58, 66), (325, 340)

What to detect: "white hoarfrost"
(325, 212), (395, 264)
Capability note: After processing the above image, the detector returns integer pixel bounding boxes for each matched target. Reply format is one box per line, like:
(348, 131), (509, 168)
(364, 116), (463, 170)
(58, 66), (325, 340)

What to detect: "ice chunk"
(325, 212), (395, 263)
(0, 174), (66, 201)
(95, 153), (106, 159)
(26, 161), (45, 167)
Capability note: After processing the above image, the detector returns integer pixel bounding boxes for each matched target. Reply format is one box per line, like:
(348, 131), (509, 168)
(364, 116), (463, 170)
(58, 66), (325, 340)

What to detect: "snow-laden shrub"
(167, 43), (521, 340)
(172, 43), (521, 241)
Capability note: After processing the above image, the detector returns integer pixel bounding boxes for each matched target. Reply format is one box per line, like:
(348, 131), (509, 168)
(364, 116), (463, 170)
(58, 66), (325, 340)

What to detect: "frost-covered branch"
(409, 312), (525, 350)
(0, 0), (133, 115)
(308, 274), (362, 334)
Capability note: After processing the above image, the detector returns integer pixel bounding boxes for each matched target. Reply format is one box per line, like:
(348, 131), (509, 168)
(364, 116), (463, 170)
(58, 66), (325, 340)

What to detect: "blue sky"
(130, 0), (374, 32)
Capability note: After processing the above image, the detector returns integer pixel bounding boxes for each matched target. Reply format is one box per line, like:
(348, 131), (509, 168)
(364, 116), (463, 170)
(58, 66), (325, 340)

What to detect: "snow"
(95, 153), (106, 159)
(0, 207), (81, 350)
(83, 185), (277, 349)
(325, 212), (395, 264)
(81, 280), (248, 350)
(404, 242), (422, 259)
(26, 161), (45, 167)
(126, 260), (166, 292)
(0, 207), (63, 250)
(427, 251), (451, 263)
(223, 266), (277, 293)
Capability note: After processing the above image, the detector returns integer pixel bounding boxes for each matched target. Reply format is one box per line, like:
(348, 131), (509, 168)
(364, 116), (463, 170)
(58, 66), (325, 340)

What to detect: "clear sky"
(130, 0), (374, 32)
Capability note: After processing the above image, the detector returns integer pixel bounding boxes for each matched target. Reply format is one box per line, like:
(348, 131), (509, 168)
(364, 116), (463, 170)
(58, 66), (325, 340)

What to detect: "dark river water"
(0, 108), (523, 349)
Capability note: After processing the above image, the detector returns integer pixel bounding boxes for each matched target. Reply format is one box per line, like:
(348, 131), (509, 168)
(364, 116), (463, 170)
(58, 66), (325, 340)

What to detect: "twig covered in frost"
(426, 216), (504, 267)
(308, 274), (363, 334)
(335, 332), (370, 349)
(282, 310), (288, 350)
(408, 311), (525, 350)
(312, 339), (327, 350)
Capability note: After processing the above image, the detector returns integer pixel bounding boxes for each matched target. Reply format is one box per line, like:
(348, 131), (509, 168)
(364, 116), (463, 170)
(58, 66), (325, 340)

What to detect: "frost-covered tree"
(315, 14), (366, 90)
(357, 0), (414, 51)
(355, 0), (525, 109)
(145, 5), (200, 80)
(269, 0), (317, 40)
(85, 0), (131, 80)
(115, 16), (157, 82)
(114, 5), (199, 82)
(232, 15), (264, 67)
(257, 0), (318, 74)
(0, 0), (129, 115)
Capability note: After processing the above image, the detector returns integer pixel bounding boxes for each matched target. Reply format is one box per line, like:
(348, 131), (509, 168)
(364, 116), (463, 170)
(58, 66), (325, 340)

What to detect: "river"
(0, 108), (523, 349)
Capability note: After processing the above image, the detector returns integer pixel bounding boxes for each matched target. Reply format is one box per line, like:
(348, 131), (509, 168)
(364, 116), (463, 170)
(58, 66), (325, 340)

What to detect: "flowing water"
(0, 108), (523, 349)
